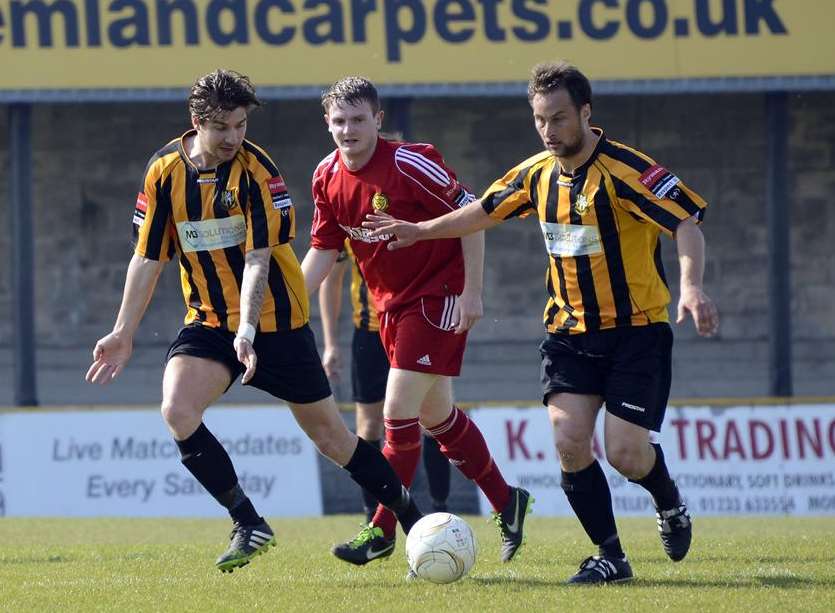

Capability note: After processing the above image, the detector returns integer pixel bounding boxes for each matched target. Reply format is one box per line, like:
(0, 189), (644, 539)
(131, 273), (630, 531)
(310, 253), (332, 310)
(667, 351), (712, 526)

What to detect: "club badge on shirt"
(573, 194), (592, 216)
(219, 188), (239, 211)
(372, 192), (389, 212)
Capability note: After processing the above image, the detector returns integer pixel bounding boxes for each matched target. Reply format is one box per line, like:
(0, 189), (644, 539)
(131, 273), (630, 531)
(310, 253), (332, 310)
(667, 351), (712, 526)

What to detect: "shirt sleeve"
(246, 146), (295, 250)
(133, 157), (174, 262)
(479, 162), (539, 221)
(613, 159), (707, 236)
(394, 144), (477, 218)
(309, 167), (347, 251)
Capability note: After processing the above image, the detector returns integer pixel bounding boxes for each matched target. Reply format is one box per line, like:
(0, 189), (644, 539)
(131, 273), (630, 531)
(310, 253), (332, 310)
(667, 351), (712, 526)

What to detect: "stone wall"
(1, 91), (833, 406)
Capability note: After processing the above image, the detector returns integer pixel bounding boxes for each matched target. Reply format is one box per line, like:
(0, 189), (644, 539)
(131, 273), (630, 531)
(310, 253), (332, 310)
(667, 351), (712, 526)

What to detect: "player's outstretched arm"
(455, 230), (485, 334)
(86, 254), (165, 384)
(319, 257), (348, 382)
(236, 246), (271, 384)
(301, 247), (340, 295)
(364, 201), (500, 250)
(675, 217), (719, 337)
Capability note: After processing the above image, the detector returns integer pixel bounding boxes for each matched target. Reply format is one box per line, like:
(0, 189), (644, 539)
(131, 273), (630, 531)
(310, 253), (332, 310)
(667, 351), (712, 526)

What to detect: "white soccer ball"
(405, 512), (478, 584)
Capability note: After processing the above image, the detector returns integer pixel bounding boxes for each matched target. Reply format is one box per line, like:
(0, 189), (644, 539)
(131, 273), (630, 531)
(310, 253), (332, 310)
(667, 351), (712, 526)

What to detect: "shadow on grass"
(471, 574), (834, 590)
(636, 575), (834, 589)
(692, 554), (833, 564)
(471, 576), (562, 587)
(0, 554), (69, 564)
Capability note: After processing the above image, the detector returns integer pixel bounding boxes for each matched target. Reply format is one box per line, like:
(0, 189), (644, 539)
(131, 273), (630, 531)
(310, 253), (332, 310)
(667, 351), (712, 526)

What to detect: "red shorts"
(379, 295), (468, 376)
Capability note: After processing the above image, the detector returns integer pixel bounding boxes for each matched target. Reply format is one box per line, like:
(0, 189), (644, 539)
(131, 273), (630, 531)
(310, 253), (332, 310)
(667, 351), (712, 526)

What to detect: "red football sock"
(427, 407), (510, 512)
(372, 417), (421, 539)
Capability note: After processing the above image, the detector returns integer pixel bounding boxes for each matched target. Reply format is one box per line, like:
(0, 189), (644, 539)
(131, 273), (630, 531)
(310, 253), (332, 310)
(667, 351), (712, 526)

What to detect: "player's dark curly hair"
(188, 69), (261, 123)
(321, 76), (381, 114)
(528, 61), (592, 110)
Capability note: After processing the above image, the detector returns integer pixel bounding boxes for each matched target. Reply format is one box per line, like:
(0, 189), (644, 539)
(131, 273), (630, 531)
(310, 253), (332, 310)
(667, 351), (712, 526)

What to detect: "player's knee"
(554, 430), (592, 468)
(606, 444), (646, 479)
(161, 402), (202, 440)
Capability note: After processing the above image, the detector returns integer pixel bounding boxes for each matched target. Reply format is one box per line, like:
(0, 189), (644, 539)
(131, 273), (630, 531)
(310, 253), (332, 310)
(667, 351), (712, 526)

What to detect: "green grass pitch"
(0, 516), (833, 612)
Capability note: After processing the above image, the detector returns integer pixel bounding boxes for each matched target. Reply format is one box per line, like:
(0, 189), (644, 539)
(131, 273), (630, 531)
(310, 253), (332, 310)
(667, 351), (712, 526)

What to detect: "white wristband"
(236, 322), (256, 343)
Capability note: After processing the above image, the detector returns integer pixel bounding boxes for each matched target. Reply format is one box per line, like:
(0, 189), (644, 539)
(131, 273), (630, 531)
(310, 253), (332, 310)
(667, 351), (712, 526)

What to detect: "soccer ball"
(405, 513), (478, 584)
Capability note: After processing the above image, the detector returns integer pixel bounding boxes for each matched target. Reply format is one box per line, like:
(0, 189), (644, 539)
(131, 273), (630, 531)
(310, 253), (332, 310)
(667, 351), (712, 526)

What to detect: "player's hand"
(86, 332), (133, 384)
(452, 290), (483, 334)
(363, 212), (420, 250)
(322, 344), (342, 383)
(677, 286), (719, 337)
(234, 337), (258, 384)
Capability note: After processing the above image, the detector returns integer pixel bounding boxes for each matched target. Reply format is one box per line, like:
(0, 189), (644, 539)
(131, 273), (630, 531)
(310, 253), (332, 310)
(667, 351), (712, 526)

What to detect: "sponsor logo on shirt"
(273, 195), (292, 210)
(443, 180), (475, 208)
(135, 192), (148, 213)
(339, 224), (392, 243)
(268, 176), (293, 211)
(443, 180), (460, 200)
(176, 216), (246, 253)
(133, 192), (148, 226)
(639, 164), (680, 199)
(268, 176), (286, 195)
(540, 222), (603, 257)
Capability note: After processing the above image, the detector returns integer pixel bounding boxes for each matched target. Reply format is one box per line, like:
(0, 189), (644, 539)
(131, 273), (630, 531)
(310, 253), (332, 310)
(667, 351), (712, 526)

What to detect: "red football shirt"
(311, 138), (475, 313)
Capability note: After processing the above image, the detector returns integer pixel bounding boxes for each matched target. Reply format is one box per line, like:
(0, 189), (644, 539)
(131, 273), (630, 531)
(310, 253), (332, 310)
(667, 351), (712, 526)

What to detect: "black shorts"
(539, 323), (673, 432)
(351, 327), (390, 404)
(166, 323), (332, 404)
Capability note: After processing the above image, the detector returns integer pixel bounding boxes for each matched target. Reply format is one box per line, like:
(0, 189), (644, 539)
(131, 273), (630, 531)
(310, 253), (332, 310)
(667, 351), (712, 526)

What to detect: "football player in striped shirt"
(86, 69), (423, 573)
(364, 62), (719, 584)
(303, 77), (532, 567)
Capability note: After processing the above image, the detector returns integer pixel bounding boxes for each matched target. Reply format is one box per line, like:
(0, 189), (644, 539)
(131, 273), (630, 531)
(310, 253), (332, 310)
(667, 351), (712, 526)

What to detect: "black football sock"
(422, 434), (451, 510)
(630, 443), (681, 510)
(561, 460), (625, 559)
(359, 438), (382, 521)
(344, 437), (422, 533)
(176, 422), (261, 525)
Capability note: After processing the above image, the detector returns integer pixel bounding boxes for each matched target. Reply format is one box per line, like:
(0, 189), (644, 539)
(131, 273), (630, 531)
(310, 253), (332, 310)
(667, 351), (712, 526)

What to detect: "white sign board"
(469, 405), (835, 516)
(0, 406), (322, 517)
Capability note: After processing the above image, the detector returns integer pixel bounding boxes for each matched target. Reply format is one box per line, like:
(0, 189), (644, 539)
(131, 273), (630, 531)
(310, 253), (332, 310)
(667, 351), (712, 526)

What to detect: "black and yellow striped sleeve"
(133, 155), (174, 261)
(602, 142), (707, 236)
(243, 141), (295, 251)
(480, 154), (548, 221)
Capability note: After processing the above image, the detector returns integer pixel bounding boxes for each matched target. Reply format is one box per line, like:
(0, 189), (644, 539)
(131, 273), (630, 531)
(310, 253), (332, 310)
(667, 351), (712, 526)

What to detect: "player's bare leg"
(549, 393), (632, 584)
(162, 356), (276, 573)
(287, 395), (363, 466)
(605, 414), (692, 563)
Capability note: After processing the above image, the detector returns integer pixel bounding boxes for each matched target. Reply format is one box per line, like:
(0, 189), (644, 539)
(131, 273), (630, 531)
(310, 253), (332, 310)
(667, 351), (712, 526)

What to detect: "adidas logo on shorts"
(417, 354), (432, 366)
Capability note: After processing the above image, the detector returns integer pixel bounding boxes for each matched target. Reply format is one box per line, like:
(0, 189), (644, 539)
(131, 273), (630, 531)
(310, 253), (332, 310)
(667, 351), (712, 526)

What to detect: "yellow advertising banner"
(0, 0), (830, 91)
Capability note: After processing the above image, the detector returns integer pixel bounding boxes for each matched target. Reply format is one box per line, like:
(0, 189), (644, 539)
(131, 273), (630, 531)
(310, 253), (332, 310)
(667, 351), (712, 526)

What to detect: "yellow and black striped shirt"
(340, 241), (380, 332)
(481, 128), (707, 335)
(132, 131), (308, 333)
